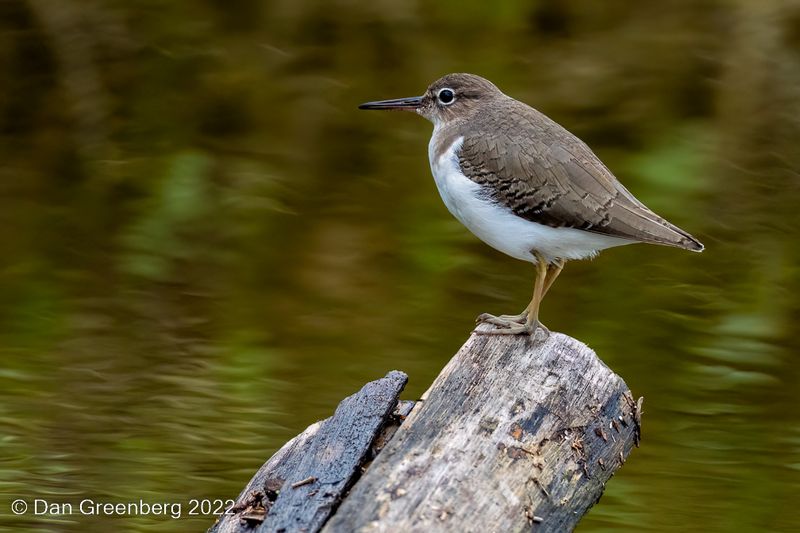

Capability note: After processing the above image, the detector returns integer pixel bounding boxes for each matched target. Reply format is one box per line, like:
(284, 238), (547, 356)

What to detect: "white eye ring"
(437, 88), (456, 105)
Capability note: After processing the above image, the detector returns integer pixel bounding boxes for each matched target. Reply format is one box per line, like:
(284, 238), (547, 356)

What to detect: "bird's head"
(359, 73), (504, 127)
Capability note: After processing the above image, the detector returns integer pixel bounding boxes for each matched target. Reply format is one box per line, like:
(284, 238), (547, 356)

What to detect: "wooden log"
(323, 326), (641, 533)
(212, 327), (641, 533)
(208, 370), (409, 533)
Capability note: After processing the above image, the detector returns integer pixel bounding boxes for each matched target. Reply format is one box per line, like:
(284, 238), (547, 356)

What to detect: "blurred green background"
(1, 0), (799, 531)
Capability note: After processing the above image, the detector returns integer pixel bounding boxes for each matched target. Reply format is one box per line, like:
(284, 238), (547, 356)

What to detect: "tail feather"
(634, 208), (704, 252)
(607, 199), (704, 252)
(660, 221), (704, 252)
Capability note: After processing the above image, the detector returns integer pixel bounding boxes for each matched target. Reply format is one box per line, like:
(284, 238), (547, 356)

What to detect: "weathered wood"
(322, 326), (641, 533)
(214, 327), (641, 533)
(208, 370), (408, 533)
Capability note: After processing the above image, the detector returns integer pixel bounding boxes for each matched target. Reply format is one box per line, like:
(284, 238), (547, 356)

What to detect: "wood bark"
(211, 327), (641, 533)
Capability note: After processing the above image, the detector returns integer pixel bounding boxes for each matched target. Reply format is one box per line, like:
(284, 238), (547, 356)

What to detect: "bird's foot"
(475, 312), (525, 328)
(498, 311), (528, 322)
(476, 322), (534, 335)
(474, 313), (548, 336)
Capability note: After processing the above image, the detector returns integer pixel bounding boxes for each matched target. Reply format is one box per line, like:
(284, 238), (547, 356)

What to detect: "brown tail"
(659, 220), (704, 252)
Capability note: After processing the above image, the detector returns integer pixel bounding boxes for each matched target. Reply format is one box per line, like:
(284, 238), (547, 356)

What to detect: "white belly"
(428, 136), (632, 263)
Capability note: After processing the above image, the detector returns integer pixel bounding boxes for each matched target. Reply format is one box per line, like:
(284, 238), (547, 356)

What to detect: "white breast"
(428, 136), (632, 263)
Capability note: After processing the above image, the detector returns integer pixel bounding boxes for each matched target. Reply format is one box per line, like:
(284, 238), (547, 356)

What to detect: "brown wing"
(457, 103), (703, 251)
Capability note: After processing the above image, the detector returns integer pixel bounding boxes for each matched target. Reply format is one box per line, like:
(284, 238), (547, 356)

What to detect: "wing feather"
(457, 101), (703, 251)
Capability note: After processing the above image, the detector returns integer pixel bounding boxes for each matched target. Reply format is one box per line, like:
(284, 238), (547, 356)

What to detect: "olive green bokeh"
(1, 0), (799, 531)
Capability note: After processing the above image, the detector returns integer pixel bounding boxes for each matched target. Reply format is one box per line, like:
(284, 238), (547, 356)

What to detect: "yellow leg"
(476, 253), (562, 336)
(541, 259), (564, 299)
(524, 252), (550, 329)
(489, 259), (565, 323)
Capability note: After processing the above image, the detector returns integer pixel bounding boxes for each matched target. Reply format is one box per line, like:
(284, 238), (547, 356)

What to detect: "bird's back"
(454, 96), (703, 252)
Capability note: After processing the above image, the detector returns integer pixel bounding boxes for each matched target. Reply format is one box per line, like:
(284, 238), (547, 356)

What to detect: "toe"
(475, 323), (529, 336)
(475, 312), (496, 324)
(498, 312), (527, 323)
(476, 313), (514, 327)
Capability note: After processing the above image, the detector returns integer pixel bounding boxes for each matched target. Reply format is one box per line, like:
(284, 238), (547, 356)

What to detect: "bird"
(359, 73), (703, 335)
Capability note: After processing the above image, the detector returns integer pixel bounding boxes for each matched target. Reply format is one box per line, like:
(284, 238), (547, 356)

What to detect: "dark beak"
(358, 96), (422, 111)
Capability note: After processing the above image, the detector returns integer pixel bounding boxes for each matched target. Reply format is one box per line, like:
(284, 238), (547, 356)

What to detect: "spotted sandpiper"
(360, 73), (703, 335)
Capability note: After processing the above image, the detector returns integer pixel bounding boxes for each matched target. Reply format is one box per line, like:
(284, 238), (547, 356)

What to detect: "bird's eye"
(437, 88), (455, 105)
